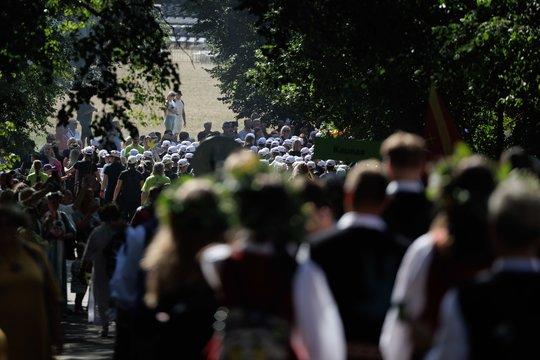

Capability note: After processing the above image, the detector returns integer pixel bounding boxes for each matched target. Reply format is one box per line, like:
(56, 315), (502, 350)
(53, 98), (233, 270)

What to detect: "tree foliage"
(1, 0), (180, 155)
(187, 0), (540, 157)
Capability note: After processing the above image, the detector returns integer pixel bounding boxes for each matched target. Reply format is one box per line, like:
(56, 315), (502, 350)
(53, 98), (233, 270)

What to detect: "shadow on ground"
(58, 311), (115, 360)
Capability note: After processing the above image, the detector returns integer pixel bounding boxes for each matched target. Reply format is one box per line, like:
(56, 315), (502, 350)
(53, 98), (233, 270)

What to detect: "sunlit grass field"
(40, 49), (236, 147)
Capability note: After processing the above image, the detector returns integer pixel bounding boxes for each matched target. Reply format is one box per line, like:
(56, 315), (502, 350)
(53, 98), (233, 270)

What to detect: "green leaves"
(0, 0), (181, 155)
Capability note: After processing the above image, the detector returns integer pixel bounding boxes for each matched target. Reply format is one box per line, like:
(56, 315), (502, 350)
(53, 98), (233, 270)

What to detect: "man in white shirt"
(295, 159), (407, 359)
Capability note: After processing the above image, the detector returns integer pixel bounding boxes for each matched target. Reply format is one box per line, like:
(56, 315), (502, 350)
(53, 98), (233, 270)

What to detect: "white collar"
(336, 212), (387, 232)
(386, 180), (424, 195)
(492, 257), (540, 273)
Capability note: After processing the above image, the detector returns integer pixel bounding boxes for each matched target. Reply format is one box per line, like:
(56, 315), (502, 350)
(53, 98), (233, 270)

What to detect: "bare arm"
(141, 191), (148, 205)
(65, 165), (76, 175)
(94, 170), (101, 185)
(112, 179), (123, 203)
(100, 174), (108, 199)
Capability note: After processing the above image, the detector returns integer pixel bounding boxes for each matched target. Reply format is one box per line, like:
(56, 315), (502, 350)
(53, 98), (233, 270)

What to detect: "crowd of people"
(1, 107), (540, 360)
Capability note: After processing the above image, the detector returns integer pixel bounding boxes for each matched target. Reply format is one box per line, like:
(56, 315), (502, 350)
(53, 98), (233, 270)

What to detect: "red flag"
(424, 86), (461, 157)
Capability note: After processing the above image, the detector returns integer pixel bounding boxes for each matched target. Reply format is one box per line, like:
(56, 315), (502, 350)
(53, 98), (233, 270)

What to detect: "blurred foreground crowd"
(1, 127), (540, 360)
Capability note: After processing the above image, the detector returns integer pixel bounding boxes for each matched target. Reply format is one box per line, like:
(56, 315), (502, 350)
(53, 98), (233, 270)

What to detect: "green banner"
(314, 137), (381, 163)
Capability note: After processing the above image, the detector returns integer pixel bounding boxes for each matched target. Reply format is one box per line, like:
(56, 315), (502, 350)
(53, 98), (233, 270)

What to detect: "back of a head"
(380, 131), (427, 170)
(153, 162), (165, 176)
(450, 155), (496, 203)
(99, 203), (122, 223)
(235, 174), (302, 245)
(143, 179), (227, 307)
(499, 146), (535, 173)
(488, 172), (540, 251)
(179, 131), (190, 141)
(165, 179), (227, 240)
(33, 160), (42, 171)
(442, 155), (497, 259)
(345, 159), (388, 209)
(0, 204), (30, 230)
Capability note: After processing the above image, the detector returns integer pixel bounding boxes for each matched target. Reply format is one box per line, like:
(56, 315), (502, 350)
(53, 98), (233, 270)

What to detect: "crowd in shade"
(1, 111), (540, 360)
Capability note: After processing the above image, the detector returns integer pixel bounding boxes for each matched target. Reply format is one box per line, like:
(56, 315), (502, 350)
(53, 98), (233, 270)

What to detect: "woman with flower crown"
(141, 179), (228, 359)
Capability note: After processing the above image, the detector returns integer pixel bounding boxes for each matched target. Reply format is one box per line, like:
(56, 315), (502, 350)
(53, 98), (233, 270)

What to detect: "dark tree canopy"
(187, 0), (540, 158)
(3, 0), (540, 161)
(0, 0), (180, 162)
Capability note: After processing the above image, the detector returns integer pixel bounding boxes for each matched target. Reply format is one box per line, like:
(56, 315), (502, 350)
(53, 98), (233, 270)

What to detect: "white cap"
(168, 146), (177, 153)
(136, 154), (143, 161)
(83, 146), (94, 155)
(186, 145), (196, 153)
(300, 147), (310, 155)
(285, 156), (295, 164)
(304, 154), (312, 162)
(171, 153), (180, 160)
(161, 140), (171, 147)
(129, 148), (139, 156)
(143, 151), (153, 158)
(109, 150), (121, 158)
(274, 156), (284, 163)
(277, 146), (286, 153)
(181, 141), (192, 146)
(307, 161), (316, 169)
(257, 137), (267, 145)
(317, 160), (326, 168)
(178, 158), (189, 167)
(192, 142), (200, 148)
(127, 155), (138, 164)
(250, 146), (258, 152)
(271, 147), (280, 154)
(98, 149), (109, 158)
(275, 162), (288, 173)
(258, 148), (270, 157)
(179, 145), (187, 153)
(185, 152), (194, 159)
(326, 159), (336, 167)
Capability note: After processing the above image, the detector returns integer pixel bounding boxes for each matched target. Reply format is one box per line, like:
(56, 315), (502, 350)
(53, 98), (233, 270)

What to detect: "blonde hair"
(142, 179), (227, 308)
(68, 148), (80, 168)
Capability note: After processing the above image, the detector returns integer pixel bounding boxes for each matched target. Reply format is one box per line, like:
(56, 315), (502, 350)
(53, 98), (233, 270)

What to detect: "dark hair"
(98, 203), (122, 222)
(345, 160), (387, 208)
(443, 156), (496, 260)
(235, 174), (304, 245)
(0, 205), (31, 228)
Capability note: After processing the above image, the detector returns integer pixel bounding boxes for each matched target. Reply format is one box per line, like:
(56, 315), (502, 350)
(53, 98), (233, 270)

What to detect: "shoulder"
(200, 243), (232, 290)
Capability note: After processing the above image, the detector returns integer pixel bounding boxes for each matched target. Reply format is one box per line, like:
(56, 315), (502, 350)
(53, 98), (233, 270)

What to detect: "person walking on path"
(82, 204), (126, 338)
